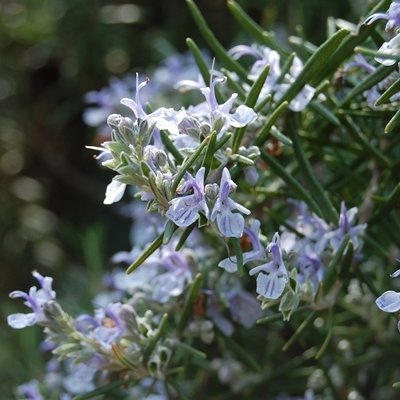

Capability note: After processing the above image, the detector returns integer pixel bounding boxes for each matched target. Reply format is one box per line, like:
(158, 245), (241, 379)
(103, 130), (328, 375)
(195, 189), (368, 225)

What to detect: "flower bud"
(118, 117), (135, 137)
(205, 183), (219, 200)
(107, 113), (122, 129)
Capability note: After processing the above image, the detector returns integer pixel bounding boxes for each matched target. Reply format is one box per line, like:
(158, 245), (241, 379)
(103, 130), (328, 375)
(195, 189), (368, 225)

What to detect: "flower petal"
(376, 290), (400, 313)
(7, 312), (37, 329)
(228, 104), (257, 127)
(103, 179), (127, 205)
(256, 272), (287, 299)
(217, 211), (245, 238)
(256, 271), (287, 299)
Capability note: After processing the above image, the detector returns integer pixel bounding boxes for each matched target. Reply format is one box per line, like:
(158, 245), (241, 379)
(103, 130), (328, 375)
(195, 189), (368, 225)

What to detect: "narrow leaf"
(255, 101), (289, 146)
(260, 150), (323, 216)
(143, 313), (169, 364)
(232, 64), (270, 152)
(227, 0), (285, 54)
(218, 328), (261, 371)
(160, 130), (184, 164)
(289, 124), (338, 223)
(178, 273), (203, 333)
(186, 0), (248, 80)
(315, 308), (333, 360)
(202, 131), (217, 175)
(282, 311), (318, 352)
(126, 232), (163, 274)
(370, 183), (400, 225)
(270, 125), (293, 146)
(171, 135), (210, 194)
(375, 77), (400, 106)
(275, 29), (349, 108)
(339, 63), (396, 108)
(323, 235), (350, 295)
(385, 108), (400, 134)
(309, 101), (340, 126)
(175, 224), (196, 251)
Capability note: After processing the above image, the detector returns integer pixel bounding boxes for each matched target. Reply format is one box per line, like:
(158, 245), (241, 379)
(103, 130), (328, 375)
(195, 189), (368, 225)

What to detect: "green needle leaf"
(186, 0), (248, 80)
(289, 123), (338, 223)
(126, 232), (163, 274)
(282, 311), (318, 352)
(375, 77), (400, 106)
(171, 135), (210, 194)
(178, 273), (203, 333)
(275, 29), (349, 109)
(385, 108), (400, 134)
(370, 183), (400, 225)
(160, 130), (184, 164)
(315, 308), (334, 360)
(255, 101), (289, 146)
(339, 63), (397, 108)
(227, 0), (284, 53)
(260, 150), (323, 216)
(143, 313), (169, 364)
(323, 235), (350, 295)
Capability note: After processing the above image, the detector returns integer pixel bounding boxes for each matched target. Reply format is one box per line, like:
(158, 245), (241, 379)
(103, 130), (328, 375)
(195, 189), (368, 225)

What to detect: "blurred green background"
(0, 0), (367, 397)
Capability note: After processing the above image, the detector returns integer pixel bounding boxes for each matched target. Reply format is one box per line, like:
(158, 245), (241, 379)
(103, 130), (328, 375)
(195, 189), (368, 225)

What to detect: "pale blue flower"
(274, 56), (316, 111)
(199, 75), (257, 133)
(376, 264), (400, 325)
(218, 219), (265, 272)
(227, 289), (262, 328)
(229, 44), (281, 92)
(103, 178), (127, 205)
(298, 247), (324, 293)
(62, 361), (96, 395)
(230, 45), (316, 111)
(120, 74), (184, 135)
(8, 271), (56, 329)
(365, 2), (400, 31)
(375, 33), (400, 66)
(16, 379), (44, 400)
(152, 250), (193, 303)
(376, 290), (400, 313)
(249, 233), (288, 299)
(328, 202), (366, 252)
(166, 167), (209, 227)
(210, 168), (251, 238)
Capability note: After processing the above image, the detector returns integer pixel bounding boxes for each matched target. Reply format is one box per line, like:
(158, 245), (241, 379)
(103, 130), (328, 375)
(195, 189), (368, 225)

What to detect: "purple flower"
(227, 289), (262, 328)
(210, 168), (251, 238)
(365, 2), (400, 31)
(120, 74), (183, 135)
(16, 380), (44, 400)
(166, 167), (209, 227)
(274, 56), (316, 111)
(328, 202), (366, 252)
(229, 44), (281, 92)
(298, 247), (324, 293)
(218, 219), (265, 272)
(199, 75), (257, 133)
(249, 233), (288, 299)
(152, 250), (193, 303)
(8, 271), (56, 329)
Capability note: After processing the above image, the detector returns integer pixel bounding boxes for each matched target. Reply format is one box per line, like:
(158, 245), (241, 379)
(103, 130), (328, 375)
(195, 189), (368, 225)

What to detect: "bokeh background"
(0, 0), (367, 396)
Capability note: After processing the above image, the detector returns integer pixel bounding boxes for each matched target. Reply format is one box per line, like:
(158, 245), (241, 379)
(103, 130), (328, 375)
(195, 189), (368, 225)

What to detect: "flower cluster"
(8, 0), (400, 398)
